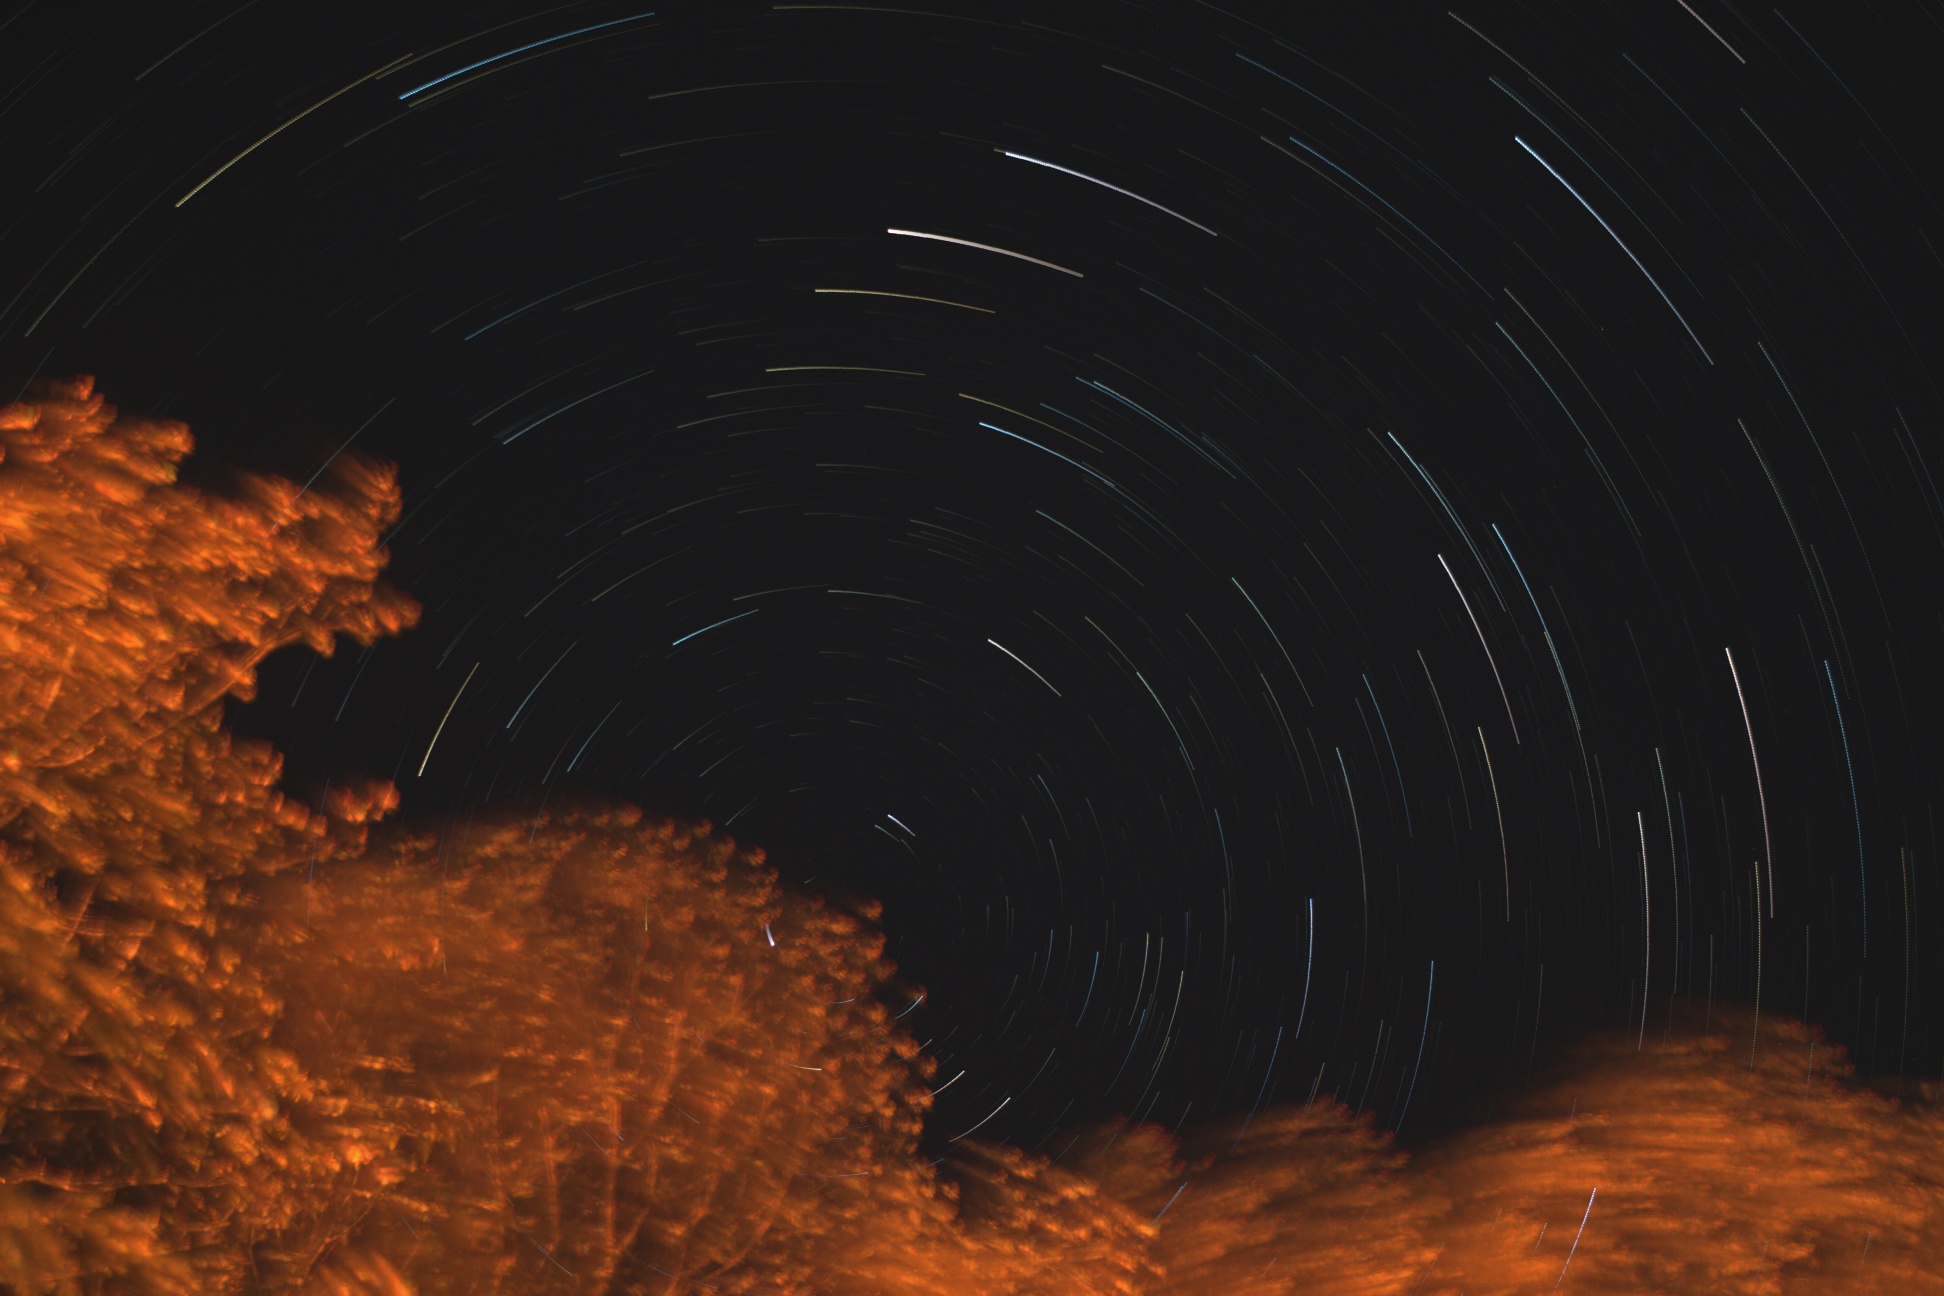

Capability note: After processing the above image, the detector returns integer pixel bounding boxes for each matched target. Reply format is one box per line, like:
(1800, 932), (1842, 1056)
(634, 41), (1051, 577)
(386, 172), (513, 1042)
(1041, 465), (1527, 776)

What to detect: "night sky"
(6, 0), (1943, 1152)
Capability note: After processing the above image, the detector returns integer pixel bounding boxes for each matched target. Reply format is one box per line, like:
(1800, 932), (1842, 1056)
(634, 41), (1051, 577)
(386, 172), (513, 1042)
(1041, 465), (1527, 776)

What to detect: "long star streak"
(1438, 554), (1519, 742)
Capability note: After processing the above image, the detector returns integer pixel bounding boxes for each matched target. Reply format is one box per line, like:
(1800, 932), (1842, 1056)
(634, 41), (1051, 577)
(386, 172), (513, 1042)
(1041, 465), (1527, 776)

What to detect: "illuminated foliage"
(10, 378), (1944, 1295)
(0, 377), (418, 1292)
(1414, 1014), (1944, 1294)
(944, 1139), (1159, 1296)
(1069, 1107), (1441, 1296)
(258, 806), (945, 1294)
(262, 807), (1176, 1296)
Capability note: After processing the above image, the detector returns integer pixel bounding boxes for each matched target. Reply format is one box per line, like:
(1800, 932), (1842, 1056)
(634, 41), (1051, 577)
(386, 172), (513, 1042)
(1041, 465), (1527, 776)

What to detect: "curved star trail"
(6, 0), (1942, 1149)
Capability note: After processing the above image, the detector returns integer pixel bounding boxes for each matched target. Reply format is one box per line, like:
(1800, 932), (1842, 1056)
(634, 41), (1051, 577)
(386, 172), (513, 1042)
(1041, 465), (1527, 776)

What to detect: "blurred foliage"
(7, 379), (1944, 1294)
(1, 376), (417, 1294)
(1414, 1015), (1944, 1294)
(263, 805), (939, 1294)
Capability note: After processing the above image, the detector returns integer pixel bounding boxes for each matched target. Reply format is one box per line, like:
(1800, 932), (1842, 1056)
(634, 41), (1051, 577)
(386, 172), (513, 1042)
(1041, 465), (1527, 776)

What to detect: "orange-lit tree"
(257, 805), (943, 1293)
(1414, 1015), (1944, 1294)
(1065, 1106), (1441, 1296)
(0, 377), (1163, 1296)
(24, 377), (1944, 1296)
(1, 377), (1454, 1296)
(0, 377), (418, 1293)
(262, 804), (1172, 1296)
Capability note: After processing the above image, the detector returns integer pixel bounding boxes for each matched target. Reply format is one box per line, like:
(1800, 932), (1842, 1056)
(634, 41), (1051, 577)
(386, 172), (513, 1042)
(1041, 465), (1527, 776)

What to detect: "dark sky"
(6, 0), (1943, 1149)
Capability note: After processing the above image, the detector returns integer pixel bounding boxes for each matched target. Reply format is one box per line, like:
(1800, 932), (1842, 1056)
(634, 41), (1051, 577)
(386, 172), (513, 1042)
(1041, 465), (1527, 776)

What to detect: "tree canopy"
(1, 376), (417, 1294)
(7, 378), (1944, 1294)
